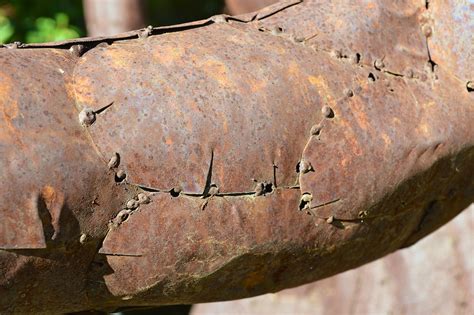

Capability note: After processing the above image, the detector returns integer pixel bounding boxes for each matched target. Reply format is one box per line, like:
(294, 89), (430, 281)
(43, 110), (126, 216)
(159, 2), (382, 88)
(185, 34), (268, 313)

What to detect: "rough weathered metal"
(0, 0), (472, 313)
(192, 206), (474, 315)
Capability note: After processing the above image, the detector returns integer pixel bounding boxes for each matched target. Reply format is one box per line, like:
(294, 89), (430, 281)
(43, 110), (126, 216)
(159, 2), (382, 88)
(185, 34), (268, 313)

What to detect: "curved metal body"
(0, 0), (472, 313)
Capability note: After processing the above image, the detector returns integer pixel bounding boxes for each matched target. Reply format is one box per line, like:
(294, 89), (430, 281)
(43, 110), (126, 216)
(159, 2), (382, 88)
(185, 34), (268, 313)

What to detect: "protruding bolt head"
(115, 170), (126, 182)
(254, 182), (265, 196)
(208, 184), (219, 196)
(466, 81), (474, 92)
(293, 36), (305, 43)
(137, 193), (151, 204)
(69, 44), (85, 57)
(79, 233), (88, 244)
(422, 24), (432, 37)
(211, 15), (227, 23)
(299, 193), (313, 211)
(113, 209), (132, 226)
(321, 105), (334, 118)
(270, 26), (283, 35)
(126, 199), (139, 210)
(343, 88), (354, 97)
(299, 160), (314, 174)
(108, 152), (120, 169)
(374, 59), (385, 70)
(79, 108), (96, 127)
(310, 124), (322, 136)
(138, 26), (153, 38)
(7, 41), (22, 49)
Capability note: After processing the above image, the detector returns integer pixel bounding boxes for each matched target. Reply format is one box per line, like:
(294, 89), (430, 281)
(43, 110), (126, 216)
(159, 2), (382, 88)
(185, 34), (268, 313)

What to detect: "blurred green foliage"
(0, 0), (224, 44)
(0, 0), (84, 43)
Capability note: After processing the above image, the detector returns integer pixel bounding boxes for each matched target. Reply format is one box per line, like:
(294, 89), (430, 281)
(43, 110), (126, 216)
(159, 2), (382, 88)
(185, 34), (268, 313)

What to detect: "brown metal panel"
(0, 0), (472, 313)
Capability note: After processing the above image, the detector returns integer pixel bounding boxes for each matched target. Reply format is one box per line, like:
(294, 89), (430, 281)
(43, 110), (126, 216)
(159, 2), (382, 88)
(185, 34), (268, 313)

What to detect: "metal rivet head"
(7, 41), (22, 49)
(254, 182), (265, 196)
(344, 89), (354, 97)
(112, 209), (132, 226)
(374, 59), (385, 70)
(170, 187), (182, 197)
(137, 193), (151, 204)
(293, 36), (305, 43)
(310, 124), (322, 136)
(126, 199), (139, 210)
(79, 108), (96, 127)
(299, 193), (313, 210)
(115, 170), (126, 182)
(466, 81), (473, 92)
(79, 233), (88, 244)
(299, 160), (314, 174)
(208, 183), (219, 196)
(211, 15), (228, 23)
(96, 42), (109, 49)
(138, 26), (153, 38)
(270, 26), (283, 35)
(422, 24), (432, 37)
(69, 44), (85, 57)
(108, 153), (120, 169)
(321, 106), (334, 118)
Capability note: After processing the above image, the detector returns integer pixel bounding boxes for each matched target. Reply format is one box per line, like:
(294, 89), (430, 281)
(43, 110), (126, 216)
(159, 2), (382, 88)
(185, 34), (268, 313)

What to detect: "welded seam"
(0, 1), (305, 51)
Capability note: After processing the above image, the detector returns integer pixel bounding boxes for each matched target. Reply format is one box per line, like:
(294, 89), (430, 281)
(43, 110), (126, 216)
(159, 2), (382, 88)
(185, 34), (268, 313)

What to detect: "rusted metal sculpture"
(0, 0), (472, 313)
(192, 206), (474, 315)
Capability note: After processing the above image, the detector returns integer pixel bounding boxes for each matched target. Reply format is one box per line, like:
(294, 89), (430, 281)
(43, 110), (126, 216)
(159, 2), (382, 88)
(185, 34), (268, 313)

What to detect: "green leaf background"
(0, 0), (224, 44)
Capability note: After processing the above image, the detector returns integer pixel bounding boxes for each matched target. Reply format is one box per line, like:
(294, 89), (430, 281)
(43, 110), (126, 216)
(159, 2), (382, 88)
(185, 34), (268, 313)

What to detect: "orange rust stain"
(201, 58), (235, 89)
(422, 101), (436, 109)
(189, 100), (200, 112)
(348, 136), (363, 156)
(249, 78), (267, 93)
(288, 61), (301, 77)
(41, 185), (57, 206)
(104, 47), (136, 69)
(0, 75), (22, 140)
(0, 74), (29, 149)
(350, 99), (369, 131)
(153, 45), (185, 65)
(222, 117), (229, 134)
(340, 157), (349, 167)
(367, 2), (376, 9)
(242, 270), (265, 290)
(381, 133), (392, 147)
(165, 138), (173, 145)
(307, 75), (337, 108)
(72, 75), (96, 106)
(417, 123), (431, 137)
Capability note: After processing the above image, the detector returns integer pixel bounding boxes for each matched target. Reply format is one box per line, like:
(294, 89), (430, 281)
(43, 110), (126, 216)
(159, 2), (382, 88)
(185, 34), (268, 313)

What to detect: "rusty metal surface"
(0, 0), (473, 313)
(192, 205), (474, 315)
(427, 0), (473, 83)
